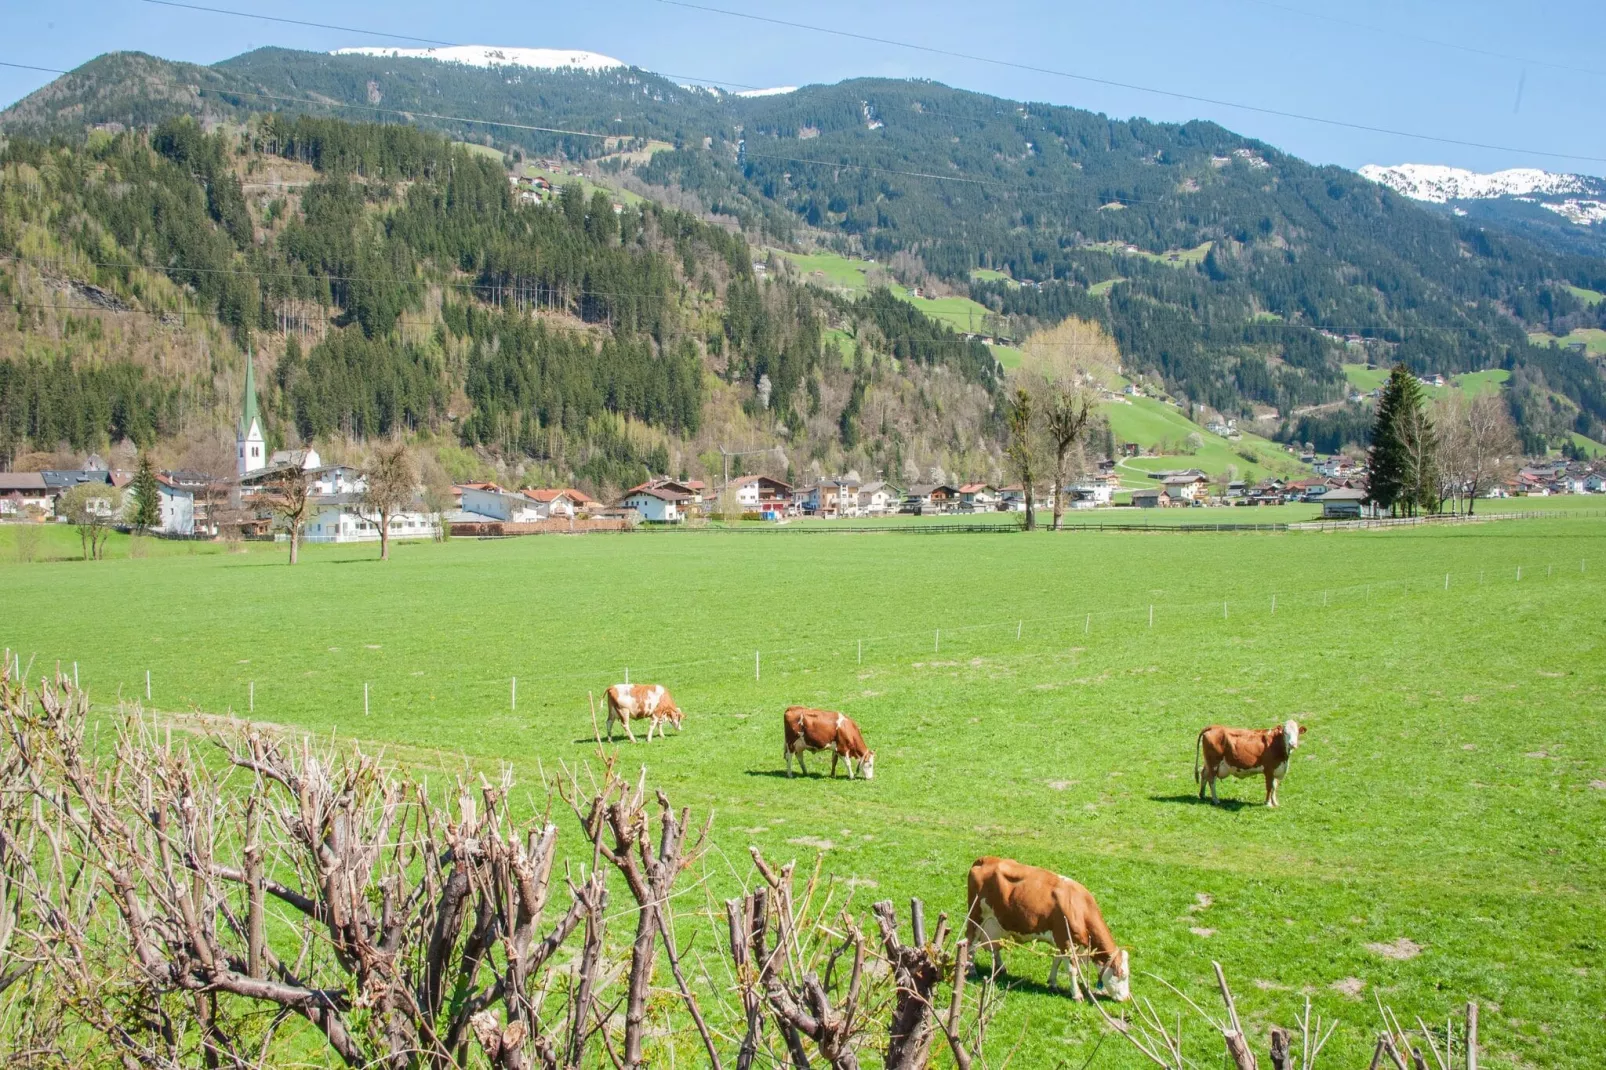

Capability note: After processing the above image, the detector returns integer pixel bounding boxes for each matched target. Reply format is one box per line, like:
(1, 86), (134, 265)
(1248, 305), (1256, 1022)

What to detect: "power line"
(138, 0), (453, 46)
(1225, 0), (1606, 81)
(651, 0), (1606, 165)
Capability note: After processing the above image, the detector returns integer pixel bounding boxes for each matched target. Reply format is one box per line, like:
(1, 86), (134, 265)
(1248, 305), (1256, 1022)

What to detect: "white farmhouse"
(459, 483), (546, 523)
(305, 497), (440, 543)
(620, 486), (688, 523)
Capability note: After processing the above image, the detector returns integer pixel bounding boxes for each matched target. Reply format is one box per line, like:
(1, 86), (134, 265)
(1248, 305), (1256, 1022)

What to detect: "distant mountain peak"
(331, 45), (626, 73)
(1359, 162), (1595, 204)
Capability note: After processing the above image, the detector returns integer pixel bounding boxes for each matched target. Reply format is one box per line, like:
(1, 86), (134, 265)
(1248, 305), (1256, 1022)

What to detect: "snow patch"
(1359, 163), (1593, 204)
(333, 46), (626, 73)
(1542, 199), (1606, 225)
(736, 85), (799, 98)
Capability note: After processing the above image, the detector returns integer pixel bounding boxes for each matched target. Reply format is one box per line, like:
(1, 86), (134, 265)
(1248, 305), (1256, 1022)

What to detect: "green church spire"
(239, 349), (260, 439)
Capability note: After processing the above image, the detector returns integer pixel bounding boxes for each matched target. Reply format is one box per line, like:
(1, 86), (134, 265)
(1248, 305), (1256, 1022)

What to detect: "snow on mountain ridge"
(333, 46), (626, 73)
(1359, 163), (1594, 204)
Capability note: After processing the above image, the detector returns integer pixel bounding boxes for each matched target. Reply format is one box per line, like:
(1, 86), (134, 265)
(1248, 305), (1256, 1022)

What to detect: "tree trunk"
(1024, 480), (1036, 531)
(289, 526), (300, 565)
(379, 511), (391, 561)
(1052, 451), (1067, 531)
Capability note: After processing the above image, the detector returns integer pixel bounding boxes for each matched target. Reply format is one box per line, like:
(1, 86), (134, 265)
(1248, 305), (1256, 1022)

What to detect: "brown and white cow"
(782, 706), (876, 780)
(1194, 719), (1306, 806)
(965, 857), (1130, 1001)
(604, 684), (683, 743)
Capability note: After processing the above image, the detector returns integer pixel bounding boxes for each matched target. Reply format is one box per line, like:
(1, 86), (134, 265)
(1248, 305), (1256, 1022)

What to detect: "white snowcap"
(1358, 163), (1592, 204)
(333, 46), (626, 73)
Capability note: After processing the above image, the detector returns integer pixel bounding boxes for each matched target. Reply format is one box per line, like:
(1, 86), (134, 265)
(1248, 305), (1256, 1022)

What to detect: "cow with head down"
(1195, 718), (1306, 806)
(783, 706), (875, 780)
(604, 683), (683, 743)
(965, 856), (1130, 1001)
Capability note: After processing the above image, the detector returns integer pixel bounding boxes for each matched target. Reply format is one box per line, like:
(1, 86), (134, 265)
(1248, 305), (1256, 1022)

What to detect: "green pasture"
(1088, 277), (1124, 296)
(1569, 432), (1606, 458)
(2, 516), (1604, 1067)
(778, 249), (996, 333)
(1528, 328), (1606, 357)
(1089, 240), (1213, 268)
(1565, 285), (1605, 308)
(969, 268), (1015, 284)
(1343, 364), (1512, 398)
(1102, 396), (1307, 482)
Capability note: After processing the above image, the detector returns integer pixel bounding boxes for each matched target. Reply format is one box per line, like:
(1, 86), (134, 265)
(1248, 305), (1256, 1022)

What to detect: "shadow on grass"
(743, 769), (863, 780)
(967, 963), (1104, 1001)
(1148, 793), (1256, 812)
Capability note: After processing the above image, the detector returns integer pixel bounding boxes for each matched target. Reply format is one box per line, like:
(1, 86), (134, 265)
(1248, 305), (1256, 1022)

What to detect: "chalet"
(628, 478), (707, 509)
(460, 484), (546, 523)
(522, 488), (591, 519)
(957, 483), (999, 512)
(997, 484), (1051, 512)
(902, 484), (959, 515)
(0, 472), (51, 517)
(1160, 473), (1210, 501)
(858, 480), (899, 515)
(620, 486), (689, 523)
(731, 475), (793, 519)
(40, 468), (116, 514)
(1319, 487), (1367, 519)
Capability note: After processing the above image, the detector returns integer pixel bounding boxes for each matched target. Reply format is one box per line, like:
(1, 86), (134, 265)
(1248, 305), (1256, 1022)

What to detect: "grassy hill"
(1101, 395), (1308, 486)
(1343, 364), (1512, 397)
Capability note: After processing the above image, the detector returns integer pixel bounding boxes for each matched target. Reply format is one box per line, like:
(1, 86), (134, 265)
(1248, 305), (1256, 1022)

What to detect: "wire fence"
(19, 549), (1594, 722)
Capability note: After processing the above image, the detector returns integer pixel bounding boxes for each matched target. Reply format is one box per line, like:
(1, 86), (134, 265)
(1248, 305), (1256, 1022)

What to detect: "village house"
(1131, 488), (1167, 508)
(997, 484), (1052, 512)
(269, 447), (322, 470)
(1064, 480), (1114, 508)
(731, 475), (794, 519)
(1160, 473), (1210, 502)
(956, 483), (999, 512)
(39, 468), (117, 515)
(522, 488), (593, 519)
(459, 483), (546, 523)
(858, 480), (899, 515)
(138, 474), (195, 535)
(0, 472), (52, 518)
(305, 497), (440, 543)
(620, 485), (689, 523)
(802, 479), (861, 518)
(902, 484), (959, 515)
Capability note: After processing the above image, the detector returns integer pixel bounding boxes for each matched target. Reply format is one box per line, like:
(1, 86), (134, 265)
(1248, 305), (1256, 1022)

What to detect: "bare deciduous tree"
(361, 441), (418, 561)
(0, 667), (1002, 1070)
(263, 465), (312, 564)
(1044, 384), (1096, 530)
(1435, 392), (1519, 515)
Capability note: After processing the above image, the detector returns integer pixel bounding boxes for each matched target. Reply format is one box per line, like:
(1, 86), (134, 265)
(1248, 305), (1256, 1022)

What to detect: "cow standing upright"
(782, 706), (876, 779)
(603, 684), (683, 743)
(965, 857), (1130, 1001)
(1194, 719), (1306, 806)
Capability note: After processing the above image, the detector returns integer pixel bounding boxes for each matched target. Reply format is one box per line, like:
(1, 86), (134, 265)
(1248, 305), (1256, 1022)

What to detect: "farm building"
(1160, 473), (1209, 501)
(1319, 487), (1367, 519)
(1131, 489), (1166, 508)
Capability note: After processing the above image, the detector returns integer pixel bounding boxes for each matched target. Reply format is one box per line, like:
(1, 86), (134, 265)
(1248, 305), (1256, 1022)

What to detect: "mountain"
(330, 46), (627, 72)
(1361, 163), (1606, 259)
(4, 46), (1606, 461)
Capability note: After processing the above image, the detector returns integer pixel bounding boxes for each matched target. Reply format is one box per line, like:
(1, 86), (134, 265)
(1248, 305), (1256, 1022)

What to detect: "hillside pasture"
(1102, 395), (1308, 483)
(1528, 328), (1606, 357)
(2, 518), (1603, 1067)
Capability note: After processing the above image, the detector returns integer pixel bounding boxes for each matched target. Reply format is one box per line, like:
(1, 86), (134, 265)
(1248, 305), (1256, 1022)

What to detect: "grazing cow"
(782, 706), (876, 780)
(1194, 719), (1306, 806)
(603, 684), (683, 743)
(965, 857), (1130, 1001)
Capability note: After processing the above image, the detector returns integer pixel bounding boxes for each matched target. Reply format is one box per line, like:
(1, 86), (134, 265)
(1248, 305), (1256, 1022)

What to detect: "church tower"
(237, 351), (266, 477)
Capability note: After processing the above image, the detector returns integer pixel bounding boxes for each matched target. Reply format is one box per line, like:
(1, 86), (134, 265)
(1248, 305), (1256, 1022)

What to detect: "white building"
(309, 465), (366, 497)
(621, 486), (687, 523)
(460, 484), (546, 523)
(270, 447), (322, 470)
(151, 475), (195, 535)
(237, 353), (267, 478)
(858, 481), (898, 515)
(304, 498), (440, 543)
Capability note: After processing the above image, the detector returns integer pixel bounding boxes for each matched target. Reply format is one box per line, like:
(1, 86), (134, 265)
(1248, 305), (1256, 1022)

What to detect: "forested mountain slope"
(4, 46), (1606, 454)
(0, 117), (1000, 487)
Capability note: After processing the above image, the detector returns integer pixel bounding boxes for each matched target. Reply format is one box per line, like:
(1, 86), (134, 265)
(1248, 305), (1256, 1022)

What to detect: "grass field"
(1565, 285), (1606, 308)
(1088, 241), (1213, 268)
(776, 249), (997, 333)
(1343, 365), (1511, 397)
(1527, 328), (1606, 357)
(1102, 396), (1307, 483)
(3, 515), (1603, 1067)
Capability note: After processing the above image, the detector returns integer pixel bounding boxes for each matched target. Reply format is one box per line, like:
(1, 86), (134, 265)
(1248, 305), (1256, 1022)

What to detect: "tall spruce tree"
(130, 453), (161, 534)
(1367, 364), (1432, 517)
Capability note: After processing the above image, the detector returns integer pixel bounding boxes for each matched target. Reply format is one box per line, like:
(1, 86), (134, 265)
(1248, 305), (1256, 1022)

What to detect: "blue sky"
(3, 0), (1604, 175)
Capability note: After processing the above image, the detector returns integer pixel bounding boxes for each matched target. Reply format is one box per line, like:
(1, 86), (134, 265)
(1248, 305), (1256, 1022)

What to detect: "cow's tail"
(1193, 729), (1205, 784)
